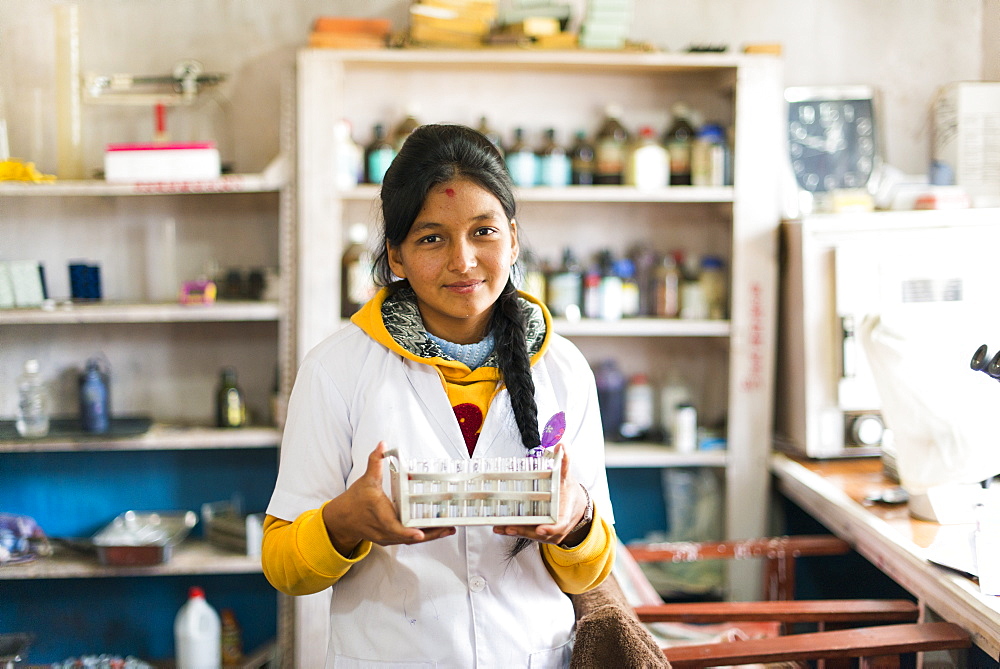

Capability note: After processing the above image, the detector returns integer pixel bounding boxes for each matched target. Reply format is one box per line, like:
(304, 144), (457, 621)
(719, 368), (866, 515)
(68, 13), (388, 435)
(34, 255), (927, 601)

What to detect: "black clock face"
(787, 97), (876, 193)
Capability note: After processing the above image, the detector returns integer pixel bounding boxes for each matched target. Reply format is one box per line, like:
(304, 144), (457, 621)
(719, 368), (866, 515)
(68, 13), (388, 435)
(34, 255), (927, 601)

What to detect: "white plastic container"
(16, 359), (50, 438)
(174, 586), (221, 669)
(626, 126), (669, 189)
(672, 404), (698, 453)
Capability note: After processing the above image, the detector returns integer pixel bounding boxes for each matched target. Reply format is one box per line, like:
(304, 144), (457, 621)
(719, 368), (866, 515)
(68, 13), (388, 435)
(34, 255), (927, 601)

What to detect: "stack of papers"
(409, 0), (498, 48)
(580, 0), (632, 49)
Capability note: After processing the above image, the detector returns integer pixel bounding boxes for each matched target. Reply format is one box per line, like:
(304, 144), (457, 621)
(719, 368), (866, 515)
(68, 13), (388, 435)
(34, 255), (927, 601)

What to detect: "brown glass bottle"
(390, 107), (421, 152)
(593, 105), (629, 185)
(664, 103), (695, 185)
(476, 116), (505, 156)
(569, 130), (595, 185)
(216, 367), (247, 428)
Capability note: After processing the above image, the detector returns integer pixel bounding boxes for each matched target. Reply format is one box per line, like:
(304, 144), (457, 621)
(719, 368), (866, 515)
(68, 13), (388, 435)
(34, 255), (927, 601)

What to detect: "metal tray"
(91, 510), (197, 566)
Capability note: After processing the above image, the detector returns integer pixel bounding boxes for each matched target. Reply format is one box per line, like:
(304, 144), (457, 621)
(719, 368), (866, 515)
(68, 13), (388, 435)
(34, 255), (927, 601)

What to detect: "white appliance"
(774, 209), (1000, 459)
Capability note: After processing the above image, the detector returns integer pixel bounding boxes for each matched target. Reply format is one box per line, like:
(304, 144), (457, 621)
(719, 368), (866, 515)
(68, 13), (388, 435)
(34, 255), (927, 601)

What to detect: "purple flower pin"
(528, 411), (566, 457)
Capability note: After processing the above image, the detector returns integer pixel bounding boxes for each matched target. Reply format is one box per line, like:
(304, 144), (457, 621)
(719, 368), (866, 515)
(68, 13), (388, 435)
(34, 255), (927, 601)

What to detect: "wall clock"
(785, 85), (878, 194)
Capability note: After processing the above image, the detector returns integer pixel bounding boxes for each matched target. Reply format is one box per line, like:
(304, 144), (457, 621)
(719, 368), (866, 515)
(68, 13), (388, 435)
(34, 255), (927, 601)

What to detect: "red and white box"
(104, 142), (221, 183)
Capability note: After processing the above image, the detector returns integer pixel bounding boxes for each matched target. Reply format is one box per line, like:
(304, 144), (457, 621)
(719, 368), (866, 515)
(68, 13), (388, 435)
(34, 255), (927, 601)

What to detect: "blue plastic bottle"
(79, 357), (110, 433)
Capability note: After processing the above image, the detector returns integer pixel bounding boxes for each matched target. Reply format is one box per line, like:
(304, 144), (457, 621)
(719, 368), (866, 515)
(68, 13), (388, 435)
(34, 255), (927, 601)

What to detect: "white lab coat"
(267, 322), (614, 668)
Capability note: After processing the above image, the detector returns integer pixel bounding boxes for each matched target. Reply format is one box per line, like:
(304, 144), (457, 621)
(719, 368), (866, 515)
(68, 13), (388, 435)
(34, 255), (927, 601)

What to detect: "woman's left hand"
(492, 443), (591, 547)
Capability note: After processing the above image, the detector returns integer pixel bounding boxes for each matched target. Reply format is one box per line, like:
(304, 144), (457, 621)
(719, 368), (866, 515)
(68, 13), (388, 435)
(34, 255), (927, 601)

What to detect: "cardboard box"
(932, 82), (1000, 207)
(104, 142), (221, 183)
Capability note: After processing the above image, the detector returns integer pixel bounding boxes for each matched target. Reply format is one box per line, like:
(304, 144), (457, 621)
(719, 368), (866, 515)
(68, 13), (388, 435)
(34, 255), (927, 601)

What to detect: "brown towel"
(569, 577), (670, 669)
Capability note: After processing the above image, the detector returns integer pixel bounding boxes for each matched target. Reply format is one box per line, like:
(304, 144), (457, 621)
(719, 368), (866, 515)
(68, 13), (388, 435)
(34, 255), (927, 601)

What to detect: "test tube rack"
(388, 450), (562, 527)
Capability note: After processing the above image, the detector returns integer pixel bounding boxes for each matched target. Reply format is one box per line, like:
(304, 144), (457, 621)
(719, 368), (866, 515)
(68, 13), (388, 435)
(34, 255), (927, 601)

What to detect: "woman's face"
(388, 178), (518, 344)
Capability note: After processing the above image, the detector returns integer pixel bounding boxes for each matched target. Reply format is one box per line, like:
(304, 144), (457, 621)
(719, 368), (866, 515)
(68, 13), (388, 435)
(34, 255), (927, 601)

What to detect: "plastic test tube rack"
(388, 450), (562, 527)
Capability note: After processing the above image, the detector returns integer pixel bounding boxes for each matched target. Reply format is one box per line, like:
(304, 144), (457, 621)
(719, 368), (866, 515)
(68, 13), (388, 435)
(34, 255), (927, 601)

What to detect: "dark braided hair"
(372, 124), (540, 556)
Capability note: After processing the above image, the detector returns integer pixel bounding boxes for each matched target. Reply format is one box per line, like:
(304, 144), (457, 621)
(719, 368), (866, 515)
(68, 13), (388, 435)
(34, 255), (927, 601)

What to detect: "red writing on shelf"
(741, 281), (765, 392)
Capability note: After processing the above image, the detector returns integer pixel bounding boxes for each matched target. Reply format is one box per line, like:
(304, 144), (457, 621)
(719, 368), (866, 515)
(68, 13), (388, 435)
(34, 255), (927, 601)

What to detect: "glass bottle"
(390, 106), (421, 151)
(364, 123), (395, 184)
(596, 250), (623, 321)
(505, 127), (538, 188)
(630, 247), (658, 317)
(652, 253), (682, 318)
(660, 372), (692, 444)
(593, 359), (626, 441)
(691, 123), (728, 187)
(616, 258), (640, 318)
(569, 130), (595, 185)
(679, 252), (708, 320)
(520, 249), (547, 303)
(221, 608), (243, 668)
(476, 116), (505, 156)
(664, 102), (696, 186)
(546, 247), (582, 320)
(216, 367), (247, 428)
(15, 359), (50, 438)
(594, 104), (629, 185)
(538, 128), (570, 187)
(620, 373), (654, 441)
(699, 255), (727, 319)
(582, 262), (602, 320)
(536, 128), (570, 187)
(341, 223), (374, 318)
(332, 119), (363, 190)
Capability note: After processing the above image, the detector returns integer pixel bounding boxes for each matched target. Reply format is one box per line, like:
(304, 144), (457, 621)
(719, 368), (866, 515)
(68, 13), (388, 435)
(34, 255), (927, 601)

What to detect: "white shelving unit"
(1, 101), (296, 659)
(293, 48), (782, 665)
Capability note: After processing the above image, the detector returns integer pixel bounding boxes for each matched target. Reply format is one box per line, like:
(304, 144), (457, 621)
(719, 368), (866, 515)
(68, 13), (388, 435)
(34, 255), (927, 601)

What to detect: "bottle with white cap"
(174, 586), (221, 669)
(16, 359), (50, 438)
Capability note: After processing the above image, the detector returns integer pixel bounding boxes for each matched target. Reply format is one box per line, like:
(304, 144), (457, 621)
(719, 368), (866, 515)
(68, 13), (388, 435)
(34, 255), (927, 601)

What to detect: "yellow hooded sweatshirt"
(262, 287), (615, 597)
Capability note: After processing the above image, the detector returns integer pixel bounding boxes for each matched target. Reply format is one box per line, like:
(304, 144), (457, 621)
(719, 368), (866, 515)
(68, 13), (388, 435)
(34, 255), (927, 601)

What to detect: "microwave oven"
(774, 211), (1000, 459)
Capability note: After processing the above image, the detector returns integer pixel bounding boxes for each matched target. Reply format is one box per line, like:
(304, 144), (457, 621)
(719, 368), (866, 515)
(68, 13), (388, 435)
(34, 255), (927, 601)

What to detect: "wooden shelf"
(0, 423), (281, 453)
(344, 183), (734, 203)
(554, 317), (730, 337)
(604, 443), (727, 468)
(0, 300), (281, 325)
(0, 159), (288, 197)
(2, 539), (261, 580)
(304, 47), (758, 73)
(335, 316), (730, 338)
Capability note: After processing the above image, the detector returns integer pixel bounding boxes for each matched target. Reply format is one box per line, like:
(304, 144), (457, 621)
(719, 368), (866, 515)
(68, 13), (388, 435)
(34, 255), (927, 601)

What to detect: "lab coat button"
(469, 576), (487, 592)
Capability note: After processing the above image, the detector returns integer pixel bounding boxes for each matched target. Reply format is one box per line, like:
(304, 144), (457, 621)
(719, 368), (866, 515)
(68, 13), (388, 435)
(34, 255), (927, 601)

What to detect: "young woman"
(262, 124), (616, 667)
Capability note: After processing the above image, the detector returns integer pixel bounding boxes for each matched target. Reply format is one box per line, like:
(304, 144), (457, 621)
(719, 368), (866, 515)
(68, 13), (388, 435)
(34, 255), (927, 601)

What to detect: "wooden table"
(771, 453), (1000, 660)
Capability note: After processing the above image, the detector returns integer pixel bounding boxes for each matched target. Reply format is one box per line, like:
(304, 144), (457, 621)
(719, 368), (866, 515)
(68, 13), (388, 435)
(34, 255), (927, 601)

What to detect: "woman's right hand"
(321, 441), (456, 556)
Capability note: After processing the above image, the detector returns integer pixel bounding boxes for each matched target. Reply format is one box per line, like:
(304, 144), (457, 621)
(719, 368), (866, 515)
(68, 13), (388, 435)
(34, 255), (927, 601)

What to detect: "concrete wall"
(0, 0), (990, 178)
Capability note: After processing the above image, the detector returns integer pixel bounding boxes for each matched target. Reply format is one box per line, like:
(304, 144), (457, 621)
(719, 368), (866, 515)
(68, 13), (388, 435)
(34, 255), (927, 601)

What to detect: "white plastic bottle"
(620, 373), (654, 441)
(626, 125), (669, 189)
(659, 373), (690, 443)
(16, 359), (50, 438)
(175, 586), (221, 669)
(332, 119), (363, 190)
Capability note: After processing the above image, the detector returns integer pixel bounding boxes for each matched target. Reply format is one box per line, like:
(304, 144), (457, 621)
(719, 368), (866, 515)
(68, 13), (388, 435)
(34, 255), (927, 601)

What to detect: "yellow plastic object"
(0, 158), (56, 182)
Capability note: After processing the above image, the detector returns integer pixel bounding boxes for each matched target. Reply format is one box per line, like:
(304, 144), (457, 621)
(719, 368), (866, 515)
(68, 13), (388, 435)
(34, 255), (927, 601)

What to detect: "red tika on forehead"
(445, 188), (455, 197)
